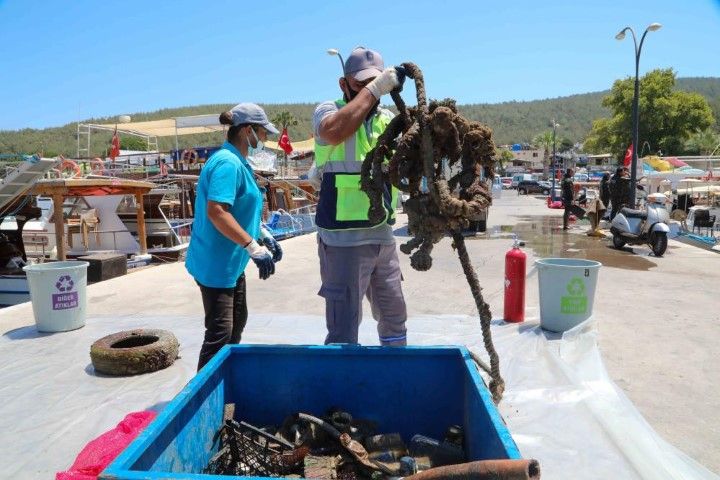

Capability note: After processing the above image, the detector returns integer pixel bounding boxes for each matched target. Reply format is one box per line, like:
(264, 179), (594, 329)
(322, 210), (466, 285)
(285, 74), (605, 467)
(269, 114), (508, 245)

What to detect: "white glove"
(244, 239), (272, 260)
(365, 67), (401, 99)
(245, 239), (275, 280)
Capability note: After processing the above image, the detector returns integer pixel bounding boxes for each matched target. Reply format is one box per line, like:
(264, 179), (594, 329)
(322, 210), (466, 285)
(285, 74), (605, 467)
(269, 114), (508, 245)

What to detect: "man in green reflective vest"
(312, 46), (407, 346)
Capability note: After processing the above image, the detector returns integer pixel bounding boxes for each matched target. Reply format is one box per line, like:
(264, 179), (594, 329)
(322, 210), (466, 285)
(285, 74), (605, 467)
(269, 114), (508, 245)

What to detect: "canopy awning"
(90, 115), (225, 138)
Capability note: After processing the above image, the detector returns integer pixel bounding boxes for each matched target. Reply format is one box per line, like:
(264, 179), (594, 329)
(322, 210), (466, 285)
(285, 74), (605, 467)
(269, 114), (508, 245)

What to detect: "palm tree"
(270, 111), (299, 176)
(271, 111), (298, 131)
(497, 149), (514, 174)
(533, 131), (554, 177)
(685, 128), (720, 156)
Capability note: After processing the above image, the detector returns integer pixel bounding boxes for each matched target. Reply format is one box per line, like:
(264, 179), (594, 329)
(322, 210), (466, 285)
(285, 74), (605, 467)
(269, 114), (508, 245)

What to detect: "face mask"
(345, 86), (361, 102)
(342, 78), (362, 102)
(246, 128), (264, 158)
(246, 149), (277, 172)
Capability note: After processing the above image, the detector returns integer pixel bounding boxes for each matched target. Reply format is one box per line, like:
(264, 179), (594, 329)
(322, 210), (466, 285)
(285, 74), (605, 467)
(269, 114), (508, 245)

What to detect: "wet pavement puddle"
(468, 215), (659, 271)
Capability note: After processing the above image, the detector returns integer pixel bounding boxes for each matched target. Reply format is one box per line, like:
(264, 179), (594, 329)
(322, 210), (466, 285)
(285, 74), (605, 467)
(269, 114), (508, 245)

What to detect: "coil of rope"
(360, 63), (505, 403)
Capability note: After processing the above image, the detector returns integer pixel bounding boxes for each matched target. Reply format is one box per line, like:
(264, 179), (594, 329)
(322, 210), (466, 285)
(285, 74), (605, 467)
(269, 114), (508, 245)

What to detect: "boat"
(0, 197), (42, 307)
(116, 175), (197, 261)
(0, 155), (61, 306)
(662, 181), (720, 234)
(676, 231), (718, 252)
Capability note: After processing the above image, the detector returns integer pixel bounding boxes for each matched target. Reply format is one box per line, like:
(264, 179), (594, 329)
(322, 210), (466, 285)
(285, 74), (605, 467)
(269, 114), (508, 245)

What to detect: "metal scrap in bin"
(100, 345), (527, 480)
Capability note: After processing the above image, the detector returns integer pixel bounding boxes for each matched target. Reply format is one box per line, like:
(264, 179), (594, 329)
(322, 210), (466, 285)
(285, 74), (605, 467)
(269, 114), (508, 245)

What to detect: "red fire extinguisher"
(504, 235), (526, 323)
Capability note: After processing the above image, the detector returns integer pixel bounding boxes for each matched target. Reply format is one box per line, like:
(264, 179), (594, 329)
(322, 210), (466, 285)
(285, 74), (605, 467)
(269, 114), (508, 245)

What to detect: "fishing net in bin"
(205, 419), (305, 477)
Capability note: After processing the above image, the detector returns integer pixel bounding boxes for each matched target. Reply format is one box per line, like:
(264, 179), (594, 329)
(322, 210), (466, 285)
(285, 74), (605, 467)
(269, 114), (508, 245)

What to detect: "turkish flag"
(623, 143), (633, 167)
(278, 128), (293, 155)
(110, 127), (121, 160)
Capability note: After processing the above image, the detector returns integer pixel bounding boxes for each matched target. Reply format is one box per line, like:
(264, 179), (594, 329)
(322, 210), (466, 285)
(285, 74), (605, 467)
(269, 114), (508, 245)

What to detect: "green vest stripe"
(314, 99), (398, 229)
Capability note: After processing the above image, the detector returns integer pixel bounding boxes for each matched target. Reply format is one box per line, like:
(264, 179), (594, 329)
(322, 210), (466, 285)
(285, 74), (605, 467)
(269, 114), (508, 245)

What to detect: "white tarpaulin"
(0, 312), (717, 479)
(174, 114), (222, 129)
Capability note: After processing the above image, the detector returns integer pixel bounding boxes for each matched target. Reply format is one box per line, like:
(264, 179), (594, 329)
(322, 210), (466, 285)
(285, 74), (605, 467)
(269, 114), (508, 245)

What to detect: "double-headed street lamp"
(615, 22), (662, 207)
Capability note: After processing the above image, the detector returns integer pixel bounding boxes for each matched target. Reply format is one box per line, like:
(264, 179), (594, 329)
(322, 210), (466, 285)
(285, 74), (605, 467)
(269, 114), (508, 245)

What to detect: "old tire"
(651, 232), (667, 257)
(90, 329), (179, 376)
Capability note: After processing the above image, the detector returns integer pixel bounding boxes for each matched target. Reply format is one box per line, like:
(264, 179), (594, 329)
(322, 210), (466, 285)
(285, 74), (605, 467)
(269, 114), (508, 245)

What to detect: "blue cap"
(229, 103), (279, 134)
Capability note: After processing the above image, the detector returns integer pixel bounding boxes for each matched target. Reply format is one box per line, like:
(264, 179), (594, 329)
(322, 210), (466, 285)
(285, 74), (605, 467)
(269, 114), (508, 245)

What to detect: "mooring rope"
(359, 63), (505, 403)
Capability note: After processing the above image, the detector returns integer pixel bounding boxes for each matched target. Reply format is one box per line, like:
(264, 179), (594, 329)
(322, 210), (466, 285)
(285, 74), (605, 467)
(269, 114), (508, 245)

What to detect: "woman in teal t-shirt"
(186, 103), (282, 370)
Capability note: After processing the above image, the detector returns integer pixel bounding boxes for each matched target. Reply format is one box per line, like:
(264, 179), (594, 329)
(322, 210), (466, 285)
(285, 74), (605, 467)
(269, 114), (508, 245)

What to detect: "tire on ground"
(90, 329), (179, 375)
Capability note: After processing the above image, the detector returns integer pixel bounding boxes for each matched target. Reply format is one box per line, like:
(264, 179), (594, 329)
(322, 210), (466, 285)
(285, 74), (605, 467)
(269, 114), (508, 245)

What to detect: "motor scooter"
(610, 193), (670, 256)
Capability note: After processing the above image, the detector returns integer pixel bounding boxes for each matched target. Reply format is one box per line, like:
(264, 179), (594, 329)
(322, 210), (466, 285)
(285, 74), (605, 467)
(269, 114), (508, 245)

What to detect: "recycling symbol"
(566, 278), (585, 297)
(56, 275), (74, 292)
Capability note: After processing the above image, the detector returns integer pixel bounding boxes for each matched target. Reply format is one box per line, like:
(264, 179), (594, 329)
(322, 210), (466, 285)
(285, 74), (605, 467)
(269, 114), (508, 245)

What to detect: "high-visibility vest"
(314, 99), (398, 230)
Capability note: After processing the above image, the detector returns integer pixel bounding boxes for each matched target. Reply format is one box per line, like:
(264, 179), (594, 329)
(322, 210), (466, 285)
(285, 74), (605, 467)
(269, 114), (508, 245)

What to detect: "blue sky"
(0, 0), (718, 130)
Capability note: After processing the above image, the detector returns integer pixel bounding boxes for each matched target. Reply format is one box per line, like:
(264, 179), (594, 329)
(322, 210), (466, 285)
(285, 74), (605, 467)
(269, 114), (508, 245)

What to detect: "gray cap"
(344, 47), (384, 81)
(228, 103), (279, 134)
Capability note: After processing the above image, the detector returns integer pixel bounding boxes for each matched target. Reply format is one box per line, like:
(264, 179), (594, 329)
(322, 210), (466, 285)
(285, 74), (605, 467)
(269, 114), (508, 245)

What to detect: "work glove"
(365, 67), (406, 99)
(259, 225), (283, 262)
(245, 240), (275, 280)
(259, 235), (283, 262)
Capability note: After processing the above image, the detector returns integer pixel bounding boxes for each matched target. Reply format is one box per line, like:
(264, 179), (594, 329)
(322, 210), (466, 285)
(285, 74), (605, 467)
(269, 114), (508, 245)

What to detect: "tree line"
(0, 77), (717, 159)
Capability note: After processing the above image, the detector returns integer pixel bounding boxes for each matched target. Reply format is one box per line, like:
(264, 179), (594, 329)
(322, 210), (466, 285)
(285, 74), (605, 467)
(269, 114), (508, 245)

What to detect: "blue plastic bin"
(102, 345), (521, 479)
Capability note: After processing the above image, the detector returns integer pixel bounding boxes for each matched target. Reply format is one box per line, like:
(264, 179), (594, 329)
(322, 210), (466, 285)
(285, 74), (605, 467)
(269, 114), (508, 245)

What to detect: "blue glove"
(260, 236), (283, 262)
(245, 240), (275, 280)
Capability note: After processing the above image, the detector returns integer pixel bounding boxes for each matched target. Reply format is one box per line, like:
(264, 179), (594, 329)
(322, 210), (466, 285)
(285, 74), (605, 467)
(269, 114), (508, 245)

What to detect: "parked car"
(500, 177), (513, 189)
(517, 180), (551, 195)
(537, 180), (553, 190)
(574, 173), (589, 182)
(511, 173), (536, 189)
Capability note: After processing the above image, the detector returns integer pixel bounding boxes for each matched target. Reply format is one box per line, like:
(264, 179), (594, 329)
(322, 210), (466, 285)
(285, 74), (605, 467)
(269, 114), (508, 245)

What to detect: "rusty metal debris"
(358, 63), (504, 403)
(205, 419), (307, 477)
(204, 408), (541, 479)
(403, 459), (541, 480)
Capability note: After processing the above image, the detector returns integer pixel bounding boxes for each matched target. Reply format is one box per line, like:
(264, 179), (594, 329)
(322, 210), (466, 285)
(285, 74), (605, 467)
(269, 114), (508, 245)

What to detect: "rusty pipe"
(402, 459), (540, 480)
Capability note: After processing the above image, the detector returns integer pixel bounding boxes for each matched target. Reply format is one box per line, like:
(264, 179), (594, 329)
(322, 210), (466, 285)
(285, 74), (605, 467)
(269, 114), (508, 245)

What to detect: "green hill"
(1, 78), (718, 158)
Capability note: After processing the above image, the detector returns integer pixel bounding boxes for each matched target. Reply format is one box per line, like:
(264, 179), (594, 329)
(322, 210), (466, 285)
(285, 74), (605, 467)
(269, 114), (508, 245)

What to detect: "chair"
(692, 209), (716, 237)
(81, 209), (101, 247)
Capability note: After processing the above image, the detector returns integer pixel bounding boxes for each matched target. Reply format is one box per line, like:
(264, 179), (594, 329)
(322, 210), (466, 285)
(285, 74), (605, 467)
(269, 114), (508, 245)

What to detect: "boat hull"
(0, 275), (30, 307)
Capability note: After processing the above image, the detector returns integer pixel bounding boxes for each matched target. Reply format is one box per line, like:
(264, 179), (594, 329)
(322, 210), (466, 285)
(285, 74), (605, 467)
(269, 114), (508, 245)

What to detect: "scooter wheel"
(651, 232), (667, 257)
(612, 233), (626, 249)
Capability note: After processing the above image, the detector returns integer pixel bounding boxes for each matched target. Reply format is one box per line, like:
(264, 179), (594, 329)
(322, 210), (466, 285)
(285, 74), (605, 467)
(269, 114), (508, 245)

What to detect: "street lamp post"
(615, 23), (662, 207)
(551, 119), (559, 201)
(327, 48), (346, 75)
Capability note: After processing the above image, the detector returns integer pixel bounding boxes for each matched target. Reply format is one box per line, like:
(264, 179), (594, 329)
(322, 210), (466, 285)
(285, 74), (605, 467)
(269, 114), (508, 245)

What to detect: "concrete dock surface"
(1, 193), (718, 474)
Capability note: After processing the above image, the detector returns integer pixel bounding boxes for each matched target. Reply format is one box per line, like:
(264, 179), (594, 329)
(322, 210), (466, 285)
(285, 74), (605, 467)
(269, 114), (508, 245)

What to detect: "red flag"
(623, 143), (633, 167)
(278, 127), (293, 155)
(110, 126), (120, 160)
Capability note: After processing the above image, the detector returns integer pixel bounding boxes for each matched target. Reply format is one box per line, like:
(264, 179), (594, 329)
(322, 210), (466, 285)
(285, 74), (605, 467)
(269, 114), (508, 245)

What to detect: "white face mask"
(246, 128), (264, 158)
(246, 149), (277, 172)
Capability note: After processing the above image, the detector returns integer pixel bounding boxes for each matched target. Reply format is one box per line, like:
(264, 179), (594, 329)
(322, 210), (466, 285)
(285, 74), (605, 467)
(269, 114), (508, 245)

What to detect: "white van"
(511, 173), (535, 189)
